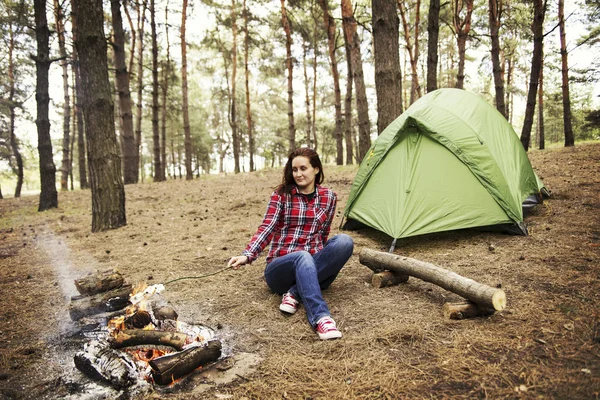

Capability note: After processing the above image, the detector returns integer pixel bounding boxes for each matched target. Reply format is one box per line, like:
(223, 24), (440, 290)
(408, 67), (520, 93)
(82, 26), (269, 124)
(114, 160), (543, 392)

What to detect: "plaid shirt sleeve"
(242, 191), (283, 263)
(321, 190), (337, 244)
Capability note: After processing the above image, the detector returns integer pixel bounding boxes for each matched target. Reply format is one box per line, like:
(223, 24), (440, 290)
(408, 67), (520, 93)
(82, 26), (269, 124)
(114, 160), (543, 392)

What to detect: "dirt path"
(1, 143), (599, 399)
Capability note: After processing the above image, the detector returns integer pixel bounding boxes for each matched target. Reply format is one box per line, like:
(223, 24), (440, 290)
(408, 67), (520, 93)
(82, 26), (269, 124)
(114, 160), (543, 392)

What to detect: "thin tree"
(342, 21), (354, 164)
(318, 0), (343, 163)
(181, 0), (193, 179)
(398, 0), (422, 104)
(341, 0), (370, 163)
(243, 0), (255, 170)
(558, 0), (574, 147)
(160, 3), (171, 180)
(426, 0), (440, 92)
(73, 0), (127, 231)
(372, 0), (403, 134)
(33, 0), (58, 211)
(488, 0), (507, 118)
(230, 0), (240, 173)
(53, 0), (71, 191)
(520, 0), (547, 151)
(134, 0), (147, 182)
(281, 0), (296, 152)
(537, 52), (545, 150)
(150, 0), (163, 181)
(70, 1), (88, 189)
(111, 0), (137, 184)
(452, 0), (473, 89)
(303, 40), (314, 148)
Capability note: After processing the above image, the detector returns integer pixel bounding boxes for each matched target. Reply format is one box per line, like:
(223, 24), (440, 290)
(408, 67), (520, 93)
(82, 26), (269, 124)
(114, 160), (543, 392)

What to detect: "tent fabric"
(343, 88), (546, 240)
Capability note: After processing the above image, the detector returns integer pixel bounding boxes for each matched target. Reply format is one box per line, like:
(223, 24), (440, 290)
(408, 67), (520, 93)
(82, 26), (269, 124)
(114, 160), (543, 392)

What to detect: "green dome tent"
(343, 88), (548, 241)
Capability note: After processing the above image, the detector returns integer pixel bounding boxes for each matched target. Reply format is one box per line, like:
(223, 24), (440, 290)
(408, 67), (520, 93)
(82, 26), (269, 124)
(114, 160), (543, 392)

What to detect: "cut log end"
(492, 289), (507, 311)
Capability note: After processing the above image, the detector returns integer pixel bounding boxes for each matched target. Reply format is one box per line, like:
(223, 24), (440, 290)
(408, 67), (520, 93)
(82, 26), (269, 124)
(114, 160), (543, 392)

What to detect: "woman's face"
(291, 156), (319, 193)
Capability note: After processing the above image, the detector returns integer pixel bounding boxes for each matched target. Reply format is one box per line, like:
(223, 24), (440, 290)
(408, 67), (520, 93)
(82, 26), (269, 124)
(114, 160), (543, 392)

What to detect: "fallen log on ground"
(74, 340), (137, 389)
(359, 248), (506, 311)
(69, 285), (133, 321)
(371, 271), (409, 288)
(442, 302), (496, 320)
(150, 340), (222, 385)
(110, 329), (188, 351)
(74, 269), (124, 296)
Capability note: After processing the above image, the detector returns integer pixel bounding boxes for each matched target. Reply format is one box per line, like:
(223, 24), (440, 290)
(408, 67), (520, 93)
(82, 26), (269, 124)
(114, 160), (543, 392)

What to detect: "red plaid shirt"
(242, 185), (337, 264)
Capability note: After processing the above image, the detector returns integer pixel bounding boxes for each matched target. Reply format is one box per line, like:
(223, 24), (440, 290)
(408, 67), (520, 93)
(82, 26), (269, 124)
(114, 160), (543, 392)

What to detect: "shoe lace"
(282, 293), (297, 306)
(317, 317), (336, 332)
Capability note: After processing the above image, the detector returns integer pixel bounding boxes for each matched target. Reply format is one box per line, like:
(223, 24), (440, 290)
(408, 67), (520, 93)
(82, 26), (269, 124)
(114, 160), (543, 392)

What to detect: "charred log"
(74, 340), (137, 389)
(359, 248), (507, 311)
(124, 310), (153, 329)
(69, 285), (133, 321)
(74, 269), (124, 296)
(110, 329), (188, 351)
(150, 340), (222, 385)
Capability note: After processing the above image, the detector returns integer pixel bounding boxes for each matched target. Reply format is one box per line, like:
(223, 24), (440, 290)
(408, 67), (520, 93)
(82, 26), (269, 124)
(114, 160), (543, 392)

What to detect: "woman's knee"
(332, 233), (354, 254)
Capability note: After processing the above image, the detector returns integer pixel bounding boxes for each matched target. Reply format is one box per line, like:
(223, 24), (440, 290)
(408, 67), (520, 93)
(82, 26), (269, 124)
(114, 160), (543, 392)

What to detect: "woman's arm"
(240, 192), (283, 263)
(321, 191), (337, 243)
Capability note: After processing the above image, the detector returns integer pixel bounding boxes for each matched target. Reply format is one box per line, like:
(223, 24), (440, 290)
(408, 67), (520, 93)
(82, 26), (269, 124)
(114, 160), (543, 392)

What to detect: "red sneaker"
(315, 316), (342, 340)
(279, 292), (299, 314)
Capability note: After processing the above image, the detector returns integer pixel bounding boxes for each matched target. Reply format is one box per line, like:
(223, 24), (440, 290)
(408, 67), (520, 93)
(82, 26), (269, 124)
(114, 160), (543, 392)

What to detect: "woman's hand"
(227, 255), (249, 270)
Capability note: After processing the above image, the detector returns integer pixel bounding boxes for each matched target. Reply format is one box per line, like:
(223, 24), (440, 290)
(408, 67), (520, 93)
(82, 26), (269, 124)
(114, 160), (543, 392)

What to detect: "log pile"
(360, 248), (507, 318)
(70, 269), (221, 389)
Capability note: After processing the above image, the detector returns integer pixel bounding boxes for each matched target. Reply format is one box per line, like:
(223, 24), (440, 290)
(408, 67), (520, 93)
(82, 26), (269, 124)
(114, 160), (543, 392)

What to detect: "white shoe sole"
(318, 330), (342, 340)
(279, 304), (297, 314)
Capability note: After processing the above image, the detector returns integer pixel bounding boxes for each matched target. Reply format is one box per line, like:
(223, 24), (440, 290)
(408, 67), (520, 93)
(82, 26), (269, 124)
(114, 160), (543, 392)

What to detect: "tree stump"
(359, 248), (506, 311)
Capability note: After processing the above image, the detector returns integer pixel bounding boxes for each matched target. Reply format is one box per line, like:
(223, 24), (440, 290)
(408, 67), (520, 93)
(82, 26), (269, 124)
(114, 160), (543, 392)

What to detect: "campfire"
(69, 269), (222, 390)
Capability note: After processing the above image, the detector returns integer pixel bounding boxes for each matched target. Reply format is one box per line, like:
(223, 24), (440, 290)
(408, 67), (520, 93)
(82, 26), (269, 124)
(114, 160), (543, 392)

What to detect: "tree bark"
(111, 330), (188, 351)
(318, 0), (343, 163)
(70, 7), (88, 190)
(281, 0), (296, 153)
(181, 0), (194, 179)
(150, 340), (222, 385)
(74, 269), (125, 296)
(34, 0), (58, 211)
(398, 0), (422, 105)
(53, 0), (71, 192)
(558, 0), (575, 147)
(230, 0), (240, 173)
(520, 0), (547, 151)
(74, 0), (127, 232)
(426, 0), (440, 93)
(488, 0), (507, 118)
(359, 248), (507, 310)
(243, 0), (255, 171)
(303, 41), (313, 149)
(342, 25), (354, 165)
(134, 0), (147, 183)
(537, 48), (545, 150)
(453, 0), (473, 89)
(150, 0), (163, 181)
(69, 285), (133, 321)
(160, 4), (171, 180)
(372, 0), (403, 135)
(7, 21), (24, 198)
(341, 0), (371, 163)
(111, 0), (137, 185)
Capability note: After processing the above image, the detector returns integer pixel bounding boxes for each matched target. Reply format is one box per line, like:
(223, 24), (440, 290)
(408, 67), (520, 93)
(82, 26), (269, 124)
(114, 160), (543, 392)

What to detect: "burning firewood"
(74, 269), (125, 296)
(149, 340), (222, 385)
(110, 329), (189, 351)
(69, 285), (133, 321)
(74, 340), (138, 389)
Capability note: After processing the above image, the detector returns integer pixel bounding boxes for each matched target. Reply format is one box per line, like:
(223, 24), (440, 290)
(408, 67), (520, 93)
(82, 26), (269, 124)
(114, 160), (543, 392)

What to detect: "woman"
(228, 148), (354, 340)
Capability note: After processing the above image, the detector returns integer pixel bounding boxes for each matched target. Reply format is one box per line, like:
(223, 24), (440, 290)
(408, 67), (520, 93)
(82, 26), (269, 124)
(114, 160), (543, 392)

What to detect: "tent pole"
(389, 238), (397, 253)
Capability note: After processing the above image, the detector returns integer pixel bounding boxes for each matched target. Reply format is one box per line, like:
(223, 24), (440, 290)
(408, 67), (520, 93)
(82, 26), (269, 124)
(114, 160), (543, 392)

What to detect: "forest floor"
(0, 142), (599, 400)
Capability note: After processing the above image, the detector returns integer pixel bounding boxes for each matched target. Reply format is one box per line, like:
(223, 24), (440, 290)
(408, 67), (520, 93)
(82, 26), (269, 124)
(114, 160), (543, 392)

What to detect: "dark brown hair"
(275, 148), (324, 194)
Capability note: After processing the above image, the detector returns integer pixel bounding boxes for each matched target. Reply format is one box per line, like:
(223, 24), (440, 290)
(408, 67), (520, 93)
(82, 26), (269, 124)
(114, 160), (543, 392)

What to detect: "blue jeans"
(264, 234), (354, 327)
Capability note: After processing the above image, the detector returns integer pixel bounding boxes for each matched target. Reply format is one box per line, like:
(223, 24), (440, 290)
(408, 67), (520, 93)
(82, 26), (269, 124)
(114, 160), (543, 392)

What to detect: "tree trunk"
(54, 0), (71, 192)
(398, 0), (422, 105)
(230, 0), (240, 173)
(318, 0), (343, 163)
(372, 0), (403, 135)
(538, 52), (545, 150)
(150, 340), (222, 385)
(74, 0), (127, 232)
(134, 0), (147, 183)
(453, 0), (473, 90)
(311, 6), (319, 149)
(161, 4), (171, 180)
(180, 0), (193, 180)
(303, 41), (313, 149)
(243, 0), (255, 171)
(359, 248), (507, 310)
(558, 0), (575, 147)
(150, 0), (163, 182)
(281, 0), (296, 153)
(341, 0), (371, 163)
(342, 25), (354, 165)
(34, 0), (58, 211)
(426, 0), (440, 93)
(488, 0), (507, 118)
(7, 22), (24, 198)
(111, 0), (137, 185)
(520, 0), (546, 151)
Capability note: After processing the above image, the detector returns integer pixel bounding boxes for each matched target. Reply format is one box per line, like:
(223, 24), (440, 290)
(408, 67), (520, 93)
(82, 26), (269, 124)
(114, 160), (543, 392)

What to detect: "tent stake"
(389, 238), (397, 253)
